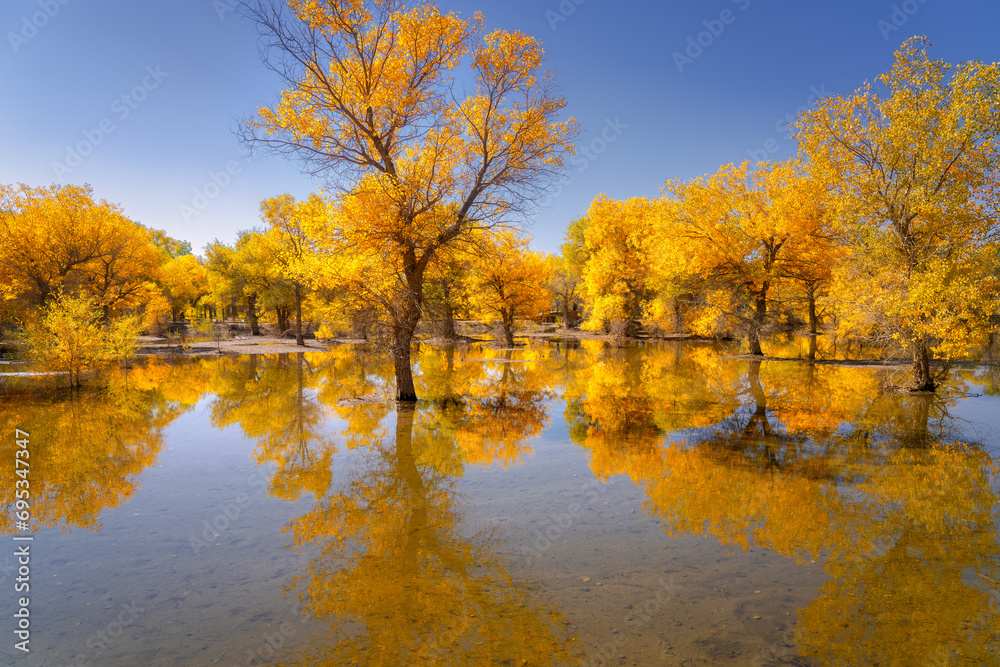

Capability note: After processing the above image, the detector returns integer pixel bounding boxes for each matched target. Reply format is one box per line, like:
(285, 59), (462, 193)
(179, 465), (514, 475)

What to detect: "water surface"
(1, 339), (998, 666)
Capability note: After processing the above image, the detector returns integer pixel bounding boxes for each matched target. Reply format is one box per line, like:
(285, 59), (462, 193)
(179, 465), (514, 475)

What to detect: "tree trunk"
(276, 307), (289, 335)
(502, 311), (515, 347)
(807, 285), (818, 335)
(391, 270), (424, 401)
(388, 243), (433, 402)
(910, 341), (935, 392)
(439, 280), (457, 339)
(747, 291), (767, 356)
(294, 282), (304, 346)
(247, 294), (261, 336)
(393, 333), (417, 401)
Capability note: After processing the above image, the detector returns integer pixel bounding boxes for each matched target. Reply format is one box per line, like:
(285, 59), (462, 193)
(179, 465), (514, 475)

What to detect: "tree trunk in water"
(393, 332), (417, 401)
(502, 311), (515, 347)
(294, 282), (304, 346)
(747, 292), (767, 356)
(247, 294), (260, 336)
(808, 334), (817, 361)
(743, 359), (771, 442)
(910, 341), (935, 391)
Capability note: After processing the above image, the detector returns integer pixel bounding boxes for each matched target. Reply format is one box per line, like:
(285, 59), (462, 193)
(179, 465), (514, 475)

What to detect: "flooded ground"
(1, 338), (998, 666)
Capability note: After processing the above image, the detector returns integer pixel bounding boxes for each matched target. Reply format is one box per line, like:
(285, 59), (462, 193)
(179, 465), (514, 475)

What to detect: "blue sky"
(2, 0), (999, 255)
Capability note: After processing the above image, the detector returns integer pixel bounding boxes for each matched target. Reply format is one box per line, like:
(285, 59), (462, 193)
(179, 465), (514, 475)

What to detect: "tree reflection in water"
(218, 345), (579, 665)
(563, 342), (1000, 665)
(0, 359), (207, 533)
(3, 342), (996, 664)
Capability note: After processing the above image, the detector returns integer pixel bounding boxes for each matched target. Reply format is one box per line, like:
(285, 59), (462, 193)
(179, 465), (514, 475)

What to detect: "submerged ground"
(1, 337), (998, 666)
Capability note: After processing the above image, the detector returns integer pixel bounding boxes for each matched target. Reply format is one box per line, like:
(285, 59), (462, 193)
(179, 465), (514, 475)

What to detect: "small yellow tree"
(664, 159), (836, 355)
(467, 229), (551, 346)
(579, 196), (660, 336)
(18, 293), (141, 386)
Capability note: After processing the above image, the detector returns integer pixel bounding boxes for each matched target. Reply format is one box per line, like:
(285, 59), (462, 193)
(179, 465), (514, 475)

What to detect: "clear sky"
(2, 0), (999, 256)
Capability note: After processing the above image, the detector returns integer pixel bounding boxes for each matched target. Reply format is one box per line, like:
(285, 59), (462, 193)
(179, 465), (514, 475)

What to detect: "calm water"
(1, 339), (998, 666)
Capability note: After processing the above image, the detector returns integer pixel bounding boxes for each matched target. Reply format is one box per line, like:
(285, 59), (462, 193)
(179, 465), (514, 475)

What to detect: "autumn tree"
(467, 229), (551, 346)
(242, 0), (576, 400)
(259, 194), (323, 346)
(550, 216), (589, 328)
(160, 253), (209, 321)
(424, 243), (473, 340)
(547, 253), (580, 329)
(0, 183), (163, 319)
(664, 159), (835, 355)
(579, 196), (660, 337)
(18, 292), (144, 386)
(232, 231), (279, 336)
(146, 228), (193, 261)
(796, 36), (1000, 390)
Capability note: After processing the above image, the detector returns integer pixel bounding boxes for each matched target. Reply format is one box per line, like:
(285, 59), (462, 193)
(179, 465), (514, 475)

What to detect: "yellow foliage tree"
(664, 159), (836, 354)
(259, 193), (325, 345)
(579, 195), (660, 336)
(159, 253), (209, 321)
(243, 0), (576, 400)
(0, 183), (162, 318)
(18, 292), (143, 386)
(796, 36), (1000, 390)
(467, 229), (551, 346)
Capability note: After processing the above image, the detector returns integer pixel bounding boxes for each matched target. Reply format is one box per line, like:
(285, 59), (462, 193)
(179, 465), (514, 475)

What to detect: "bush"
(18, 293), (143, 386)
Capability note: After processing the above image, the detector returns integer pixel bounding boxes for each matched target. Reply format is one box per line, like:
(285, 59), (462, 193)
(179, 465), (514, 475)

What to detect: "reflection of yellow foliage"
(563, 341), (1000, 665)
(281, 406), (578, 666)
(795, 444), (1000, 666)
(412, 346), (556, 469)
(0, 369), (190, 533)
(208, 354), (337, 501)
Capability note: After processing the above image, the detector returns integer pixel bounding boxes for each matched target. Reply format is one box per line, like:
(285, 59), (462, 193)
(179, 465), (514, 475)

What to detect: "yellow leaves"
(466, 228), (552, 341)
(579, 194), (662, 329)
(796, 38), (1000, 366)
(0, 183), (163, 317)
(18, 292), (145, 386)
(473, 30), (542, 91)
(160, 253), (208, 314)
